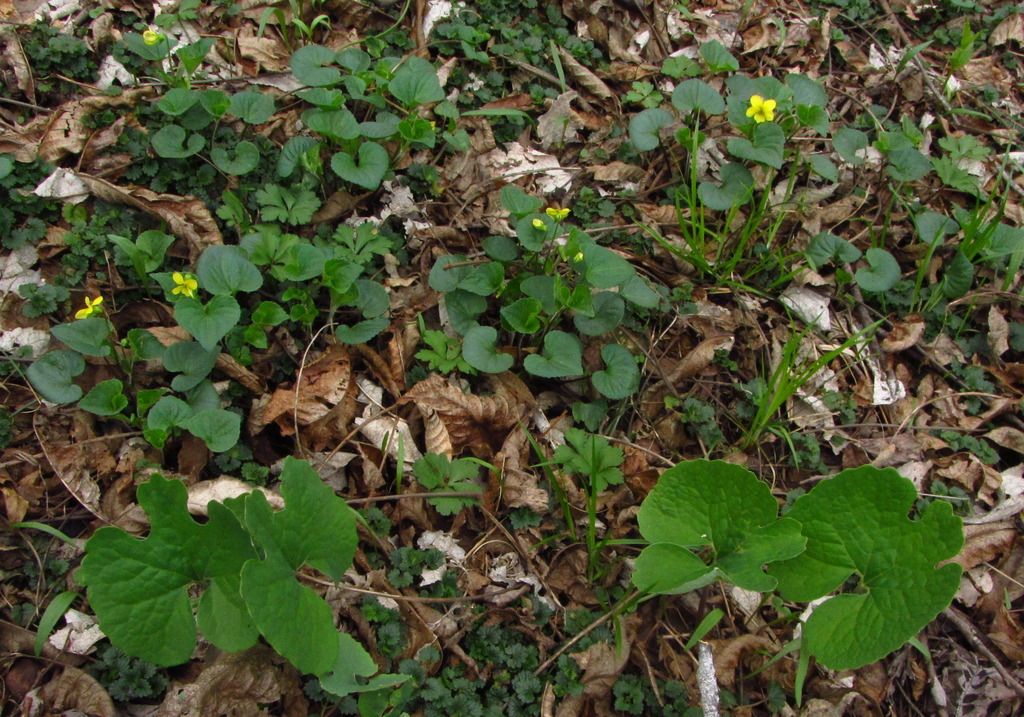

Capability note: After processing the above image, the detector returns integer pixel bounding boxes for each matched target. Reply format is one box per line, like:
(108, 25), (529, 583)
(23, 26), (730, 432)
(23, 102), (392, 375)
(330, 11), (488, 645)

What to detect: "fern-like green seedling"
(633, 460), (805, 594)
(78, 457), (384, 682)
(768, 466), (963, 670)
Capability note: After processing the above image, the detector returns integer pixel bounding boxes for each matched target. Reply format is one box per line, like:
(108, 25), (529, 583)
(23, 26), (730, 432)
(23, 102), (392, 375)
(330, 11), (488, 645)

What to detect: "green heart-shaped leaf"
(805, 231), (862, 270)
(151, 124), (205, 159)
(183, 408), (241, 453)
(51, 317), (112, 357)
(330, 142), (389, 190)
(228, 90), (275, 125)
(197, 245), (263, 296)
(156, 88), (200, 117)
(174, 296), (241, 350)
(629, 108), (672, 152)
(591, 344), (640, 399)
(462, 325), (514, 373)
(79, 379), (129, 416)
(500, 297), (543, 334)
(854, 248), (901, 293)
(27, 350), (85, 404)
(672, 79), (724, 115)
(727, 122), (784, 169)
(768, 466), (962, 670)
(291, 44), (340, 87)
(574, 292), (625, 336)
(335, 317), (389, 344)
(388, 56), (445, 107)
(211, 141), (260, 176)
(162, 341), (219, 392)
(304, 108), (360, 142)
(635, 460), (806, 594)
(523, 331), (582, 378)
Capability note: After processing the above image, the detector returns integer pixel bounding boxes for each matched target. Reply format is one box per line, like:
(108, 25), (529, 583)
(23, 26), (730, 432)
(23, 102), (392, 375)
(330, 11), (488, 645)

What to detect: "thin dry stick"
(696, 642), (720, 717)
(292, 322), (333, 458)
(534, 590), (640, 675)
(942, 606), (1024, 697)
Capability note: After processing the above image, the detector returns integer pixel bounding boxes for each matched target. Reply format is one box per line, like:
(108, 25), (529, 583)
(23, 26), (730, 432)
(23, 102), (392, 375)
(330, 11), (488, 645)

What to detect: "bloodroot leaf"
(240, 457), (359, 674)
(634, 460), (805, 594)
(78, 475), (258, 666)
(768, 466), (963, 670)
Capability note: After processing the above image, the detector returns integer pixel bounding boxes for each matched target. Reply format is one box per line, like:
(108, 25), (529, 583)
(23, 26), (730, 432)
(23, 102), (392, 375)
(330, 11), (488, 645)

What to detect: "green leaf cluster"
(79, 457), (405, 694)
(633, 461), (963, 670)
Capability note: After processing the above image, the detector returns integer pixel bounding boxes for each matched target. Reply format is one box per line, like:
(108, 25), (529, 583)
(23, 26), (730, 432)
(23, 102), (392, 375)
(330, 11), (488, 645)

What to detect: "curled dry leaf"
(882, 316), (926, 352)
(1, 30), (35, 103)
(249, 344), (352, 433)
(187, 476), (283, 515)
(34, 408), (147, 532)
(556, 46), (614, 100)
(708, 634), (774, 689)
(355, 412), (422, 465)
(75, 172), (222, 261)
(402, 373), (531, 458)
(156, 646), (307, 717)
(32, 665), (116, 717)
(493, 424), (548, 512)
(953, 521), (1017, 571)
(36, 89), (153, 163)
(420, 405), (454, 459)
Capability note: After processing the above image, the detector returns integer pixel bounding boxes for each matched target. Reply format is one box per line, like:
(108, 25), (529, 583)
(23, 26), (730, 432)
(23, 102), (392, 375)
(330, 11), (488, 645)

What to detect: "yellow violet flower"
(531, 218), (547, 230)
(142, 28), (163, 46)
(171, 272), (198, 298)
(75, 295), (104, 320)
(545, 207), (570, 222)
(745, 95), (776, 123)
(573, 251), (585, 263)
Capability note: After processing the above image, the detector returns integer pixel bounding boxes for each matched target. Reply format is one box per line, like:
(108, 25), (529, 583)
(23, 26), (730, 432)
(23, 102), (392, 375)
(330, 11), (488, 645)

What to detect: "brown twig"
(942, 606), (1024, 697)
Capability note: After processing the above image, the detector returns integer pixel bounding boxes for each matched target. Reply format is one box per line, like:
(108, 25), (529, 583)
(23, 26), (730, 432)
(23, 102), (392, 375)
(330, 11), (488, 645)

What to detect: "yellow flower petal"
(531, 218), (546, 230)
(142, 29), (162, 46)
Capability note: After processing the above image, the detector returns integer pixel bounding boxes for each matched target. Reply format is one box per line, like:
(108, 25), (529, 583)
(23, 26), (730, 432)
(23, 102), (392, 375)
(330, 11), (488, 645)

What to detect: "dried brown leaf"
(235, 31), (290, 72)
(35, 666), (115, 717)
(76, 173), (222, 261)
(992, 13), (1024, 46)
(954, 521), (1016, 570)
(537, 91), (583, 149)
(494, 426), (548, 512)
(882, 316), (925, 352)
(420, 406), (454, 458)
(591, 161), (645, 183)
(988, 306), (1010, 358)
(985, 426), (1024, 455)
(188, 477), (283, 515)
(34, 408), (146, 531)
(249, 344), (352, 432)
(1, 30), (34, 103)
(557, 46), (614, 100)
(402, 373), (530, 458)
(156, 646), (306, 717)
(36, 89), (152, 163)
(708, 634), (774, 689)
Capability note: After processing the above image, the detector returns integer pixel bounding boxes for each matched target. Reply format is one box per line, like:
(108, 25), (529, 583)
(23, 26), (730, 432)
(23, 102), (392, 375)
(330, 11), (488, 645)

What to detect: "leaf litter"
(1, 0), (1024, 714)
